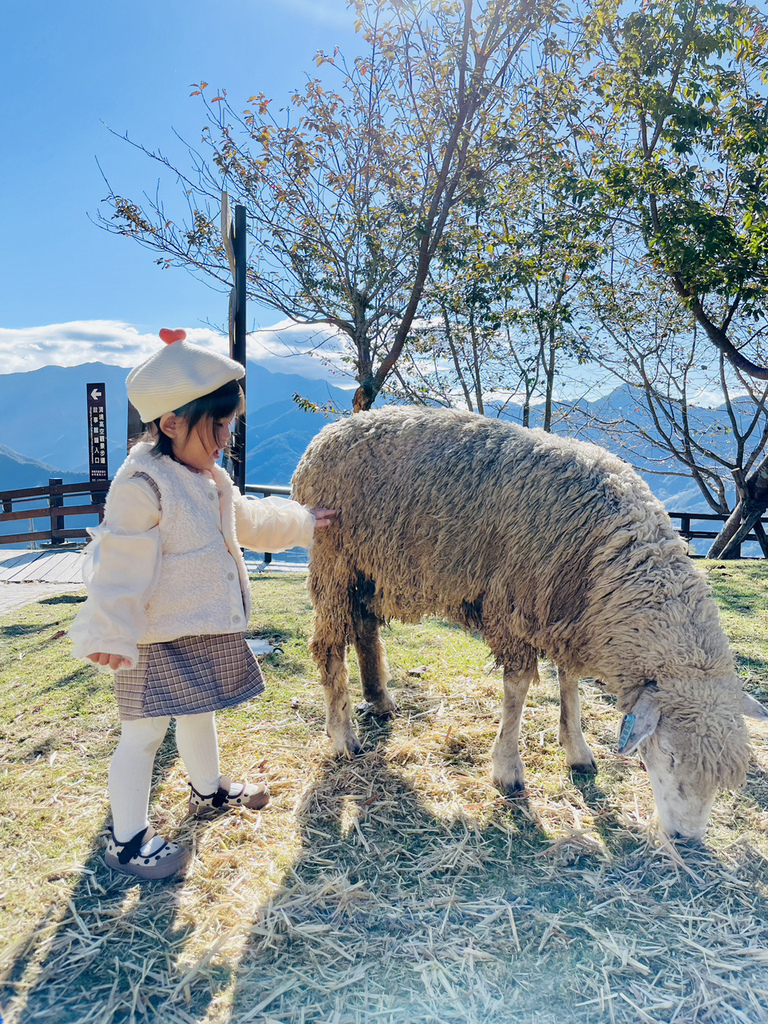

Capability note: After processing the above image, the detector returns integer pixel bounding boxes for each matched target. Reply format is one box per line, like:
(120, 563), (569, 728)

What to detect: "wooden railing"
(243, 483), (295, 564)
(243, 484), (291, 499)
(0, 479), (108, 547)
(665, 511), (768, 558)
(3, 481), (766, 558)
(0, 480), (297, 552)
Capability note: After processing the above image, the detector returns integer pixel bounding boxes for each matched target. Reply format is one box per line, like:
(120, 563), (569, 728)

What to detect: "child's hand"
(310, 508), (337, 529)
(87, 652), (131, 670)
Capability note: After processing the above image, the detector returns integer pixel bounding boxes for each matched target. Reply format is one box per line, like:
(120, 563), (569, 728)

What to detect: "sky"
(0, 0), (743, 410)
(0, 0), (361, 373)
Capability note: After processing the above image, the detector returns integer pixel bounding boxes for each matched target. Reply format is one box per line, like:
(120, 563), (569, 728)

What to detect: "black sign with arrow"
(87, 382), (109, 484)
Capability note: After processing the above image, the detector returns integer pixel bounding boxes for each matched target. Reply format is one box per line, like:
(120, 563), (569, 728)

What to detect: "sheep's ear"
(742, 693), (768, 721)
(618, 690), (660, 754)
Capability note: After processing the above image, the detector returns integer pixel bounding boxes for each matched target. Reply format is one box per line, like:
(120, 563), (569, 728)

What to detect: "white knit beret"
(127, 331), (245, 422)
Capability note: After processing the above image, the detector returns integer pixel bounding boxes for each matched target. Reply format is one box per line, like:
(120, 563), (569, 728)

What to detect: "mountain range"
(0, 360), (350, 489)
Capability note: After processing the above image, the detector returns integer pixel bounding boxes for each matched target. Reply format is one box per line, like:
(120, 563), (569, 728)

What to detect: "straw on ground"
(1, 563), (767, 1023)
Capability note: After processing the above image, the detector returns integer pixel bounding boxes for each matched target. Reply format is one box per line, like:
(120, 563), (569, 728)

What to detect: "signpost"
(87, 383), (109, 505)
(222, 191), (247, 492)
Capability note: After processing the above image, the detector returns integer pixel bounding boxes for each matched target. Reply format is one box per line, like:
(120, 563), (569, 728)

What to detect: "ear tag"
(618, 714), (636, 752)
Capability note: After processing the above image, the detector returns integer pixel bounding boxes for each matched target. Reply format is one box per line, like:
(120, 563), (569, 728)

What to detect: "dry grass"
(1, 562), (767, 1023)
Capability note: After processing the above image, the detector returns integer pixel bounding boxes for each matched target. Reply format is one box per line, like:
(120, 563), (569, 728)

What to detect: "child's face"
(165, 415), (234, 472)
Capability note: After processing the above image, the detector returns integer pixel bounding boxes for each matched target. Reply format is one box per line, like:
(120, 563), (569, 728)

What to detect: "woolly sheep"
(292, 406), (768, 839)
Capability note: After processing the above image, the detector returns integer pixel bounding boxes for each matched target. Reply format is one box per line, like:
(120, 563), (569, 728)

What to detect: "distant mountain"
(245, 399), (341, 485)
(0, 445), (81, 491)
(0, 361), (351, 487)
(493, 385), (766, 555)
(488, 383), (762, 514)
(0, 363), (131, 473)
(0, 446), (86, 539)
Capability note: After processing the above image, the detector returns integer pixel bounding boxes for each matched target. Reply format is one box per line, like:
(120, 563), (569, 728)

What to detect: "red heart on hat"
(159, 328), (187, 344)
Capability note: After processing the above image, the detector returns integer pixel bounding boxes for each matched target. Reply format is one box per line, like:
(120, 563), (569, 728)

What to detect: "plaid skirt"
(114, 633), (265, 720)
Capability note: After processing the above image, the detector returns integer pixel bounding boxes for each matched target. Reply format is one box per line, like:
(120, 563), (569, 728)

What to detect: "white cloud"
(0, 319), (357, 387)
(249, 319), (356, 385)
(0, 321), (158, 374)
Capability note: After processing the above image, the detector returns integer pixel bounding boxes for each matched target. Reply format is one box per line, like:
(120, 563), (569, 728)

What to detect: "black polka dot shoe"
(104, 825), (189, 880)
(188, 775), (270, 816)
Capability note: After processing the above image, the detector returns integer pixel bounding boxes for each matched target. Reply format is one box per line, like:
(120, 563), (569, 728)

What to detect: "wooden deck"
(0, 547), (307, 585)
(0, 547), (87, 584)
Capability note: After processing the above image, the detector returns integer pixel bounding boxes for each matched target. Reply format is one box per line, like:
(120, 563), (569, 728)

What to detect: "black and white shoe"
(188, 775), (270, 815)
(105, 825), (189, 880)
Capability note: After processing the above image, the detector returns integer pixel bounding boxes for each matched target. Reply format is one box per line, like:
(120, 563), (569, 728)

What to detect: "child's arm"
(68, 478), (162, 671)
(234, 493), (335, 552)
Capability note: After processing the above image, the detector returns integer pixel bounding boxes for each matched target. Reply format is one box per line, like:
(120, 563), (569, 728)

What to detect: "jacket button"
(227, 572), (235, 580)
(208, 492), (216, 500)
(232, 614), (241, 623)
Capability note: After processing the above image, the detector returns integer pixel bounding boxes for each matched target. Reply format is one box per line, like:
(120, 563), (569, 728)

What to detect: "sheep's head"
(618, 683), (767, 840)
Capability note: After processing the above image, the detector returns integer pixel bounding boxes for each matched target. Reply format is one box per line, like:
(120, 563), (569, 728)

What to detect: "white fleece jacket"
(69, 443), (315, 668)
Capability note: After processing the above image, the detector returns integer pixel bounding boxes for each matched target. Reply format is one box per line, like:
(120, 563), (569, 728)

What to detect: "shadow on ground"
(0, 729), (230, 1024)
(3, 709), (768, 1024)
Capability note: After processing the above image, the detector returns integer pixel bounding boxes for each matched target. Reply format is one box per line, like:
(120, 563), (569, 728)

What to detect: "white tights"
(108, 712), (221, 843)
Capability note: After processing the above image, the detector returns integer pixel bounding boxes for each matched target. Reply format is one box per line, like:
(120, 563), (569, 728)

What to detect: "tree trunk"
(708, 456), (768, 558)
(542, 327), (556, 432)
(708, 498), (768, 559)
(352, 383), (376, 413)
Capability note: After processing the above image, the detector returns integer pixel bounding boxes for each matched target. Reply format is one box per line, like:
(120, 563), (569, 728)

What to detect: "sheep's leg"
(311, 615), (361, 757)
(557, 667), (597, 773)
(351, 609), (397, 716)
(490, 656), (538, 794)
(318, 643), (362, 756)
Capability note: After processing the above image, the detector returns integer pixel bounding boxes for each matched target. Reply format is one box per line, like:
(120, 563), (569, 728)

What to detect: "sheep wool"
(293, 406), (763, 839)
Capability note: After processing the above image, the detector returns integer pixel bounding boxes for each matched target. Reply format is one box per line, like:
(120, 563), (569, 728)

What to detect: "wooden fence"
(2, 480), (768, 557)
(0, 479), (293, 552)
(0, 479), (108, 547)
(667, 510), (768, 558)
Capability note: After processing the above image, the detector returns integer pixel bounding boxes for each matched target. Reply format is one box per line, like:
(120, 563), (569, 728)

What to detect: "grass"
(0, 562), (767, 1023)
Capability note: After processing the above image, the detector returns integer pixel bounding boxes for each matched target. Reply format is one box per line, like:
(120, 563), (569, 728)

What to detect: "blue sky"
(1, 0), (360, 340)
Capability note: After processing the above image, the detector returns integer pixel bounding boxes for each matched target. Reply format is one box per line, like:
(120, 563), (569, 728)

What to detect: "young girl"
(69, 331), (334, 880)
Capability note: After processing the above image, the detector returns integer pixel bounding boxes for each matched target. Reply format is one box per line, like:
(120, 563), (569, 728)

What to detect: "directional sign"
(87, 382), (109, 484)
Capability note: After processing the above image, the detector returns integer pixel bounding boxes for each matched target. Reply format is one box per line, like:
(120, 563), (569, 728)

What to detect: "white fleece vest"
(107, 443), (252, 644)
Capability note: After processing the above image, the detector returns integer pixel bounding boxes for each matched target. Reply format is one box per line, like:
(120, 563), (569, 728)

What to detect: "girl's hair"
(140, 379), (246, 458)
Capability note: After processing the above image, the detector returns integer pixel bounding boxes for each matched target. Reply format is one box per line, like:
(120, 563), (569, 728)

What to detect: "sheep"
(292, 406), (768, 839)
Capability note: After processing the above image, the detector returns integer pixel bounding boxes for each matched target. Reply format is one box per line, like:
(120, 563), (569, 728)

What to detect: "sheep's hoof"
(357, 698), (397, 719)
(502, 780), (526, 798)
(371, 701), (397, 718)
(334, 741), (362, 758)
(328, 731), (362, 757)
(569, 760), (598, 776)
(491, 771), (526, 796)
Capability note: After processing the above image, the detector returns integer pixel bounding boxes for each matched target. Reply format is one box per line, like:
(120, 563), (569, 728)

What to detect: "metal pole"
(127, 400), (143, 452)
(49, 478), (64, 546)
(233, 204), (247, 493)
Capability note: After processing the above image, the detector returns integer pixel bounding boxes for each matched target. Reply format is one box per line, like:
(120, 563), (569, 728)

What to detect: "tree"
(384, 32), (607, 427)
(581, 0), (768, 378)
(101, 0), (562, 411)
(564, 0), (768, 555)
(576, 270), (768, 553)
